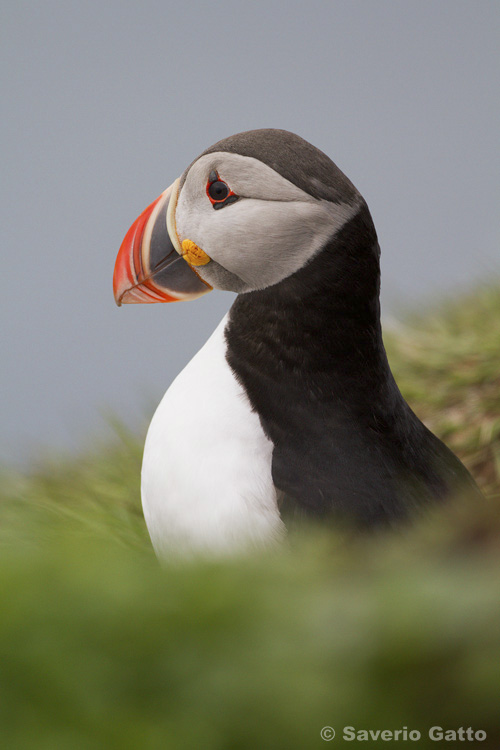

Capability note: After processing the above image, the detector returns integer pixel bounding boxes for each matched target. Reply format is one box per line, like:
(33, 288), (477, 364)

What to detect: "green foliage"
(385, 284), (500, 500)
(1, 285), (499, 749)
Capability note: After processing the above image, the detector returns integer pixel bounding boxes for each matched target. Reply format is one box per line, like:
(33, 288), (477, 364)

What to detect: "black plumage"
(225, 201), (481, 526)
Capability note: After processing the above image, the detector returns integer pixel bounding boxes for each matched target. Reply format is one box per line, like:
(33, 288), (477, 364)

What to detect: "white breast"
(141, 314), (285, 558)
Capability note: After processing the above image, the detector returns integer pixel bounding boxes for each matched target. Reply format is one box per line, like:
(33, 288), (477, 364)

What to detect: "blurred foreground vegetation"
(1, 285), (499, 749)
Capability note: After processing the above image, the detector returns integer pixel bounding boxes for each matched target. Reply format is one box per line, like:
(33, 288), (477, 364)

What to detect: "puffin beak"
(113, 179), (212, 305)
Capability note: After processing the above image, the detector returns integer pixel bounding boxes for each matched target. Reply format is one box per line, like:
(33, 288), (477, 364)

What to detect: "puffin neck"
(225, 203), (395, 413)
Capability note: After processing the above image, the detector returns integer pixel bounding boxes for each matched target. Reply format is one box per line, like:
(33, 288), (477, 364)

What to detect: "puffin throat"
(225, 203), (390, 409)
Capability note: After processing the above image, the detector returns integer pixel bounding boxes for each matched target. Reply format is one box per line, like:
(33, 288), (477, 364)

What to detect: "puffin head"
(113, 129), (364, 305)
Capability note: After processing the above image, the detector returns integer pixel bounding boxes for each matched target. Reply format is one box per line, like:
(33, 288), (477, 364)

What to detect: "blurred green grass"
(1, 285), (499, 749)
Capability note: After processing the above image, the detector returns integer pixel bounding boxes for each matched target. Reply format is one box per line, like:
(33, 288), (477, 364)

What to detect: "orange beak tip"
(113, 181), (212, 306)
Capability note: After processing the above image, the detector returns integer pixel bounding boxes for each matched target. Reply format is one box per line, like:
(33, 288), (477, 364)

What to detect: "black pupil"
(209, 180), (229, 201)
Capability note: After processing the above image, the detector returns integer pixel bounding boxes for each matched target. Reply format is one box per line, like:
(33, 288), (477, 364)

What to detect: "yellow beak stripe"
(181, 239), (211, 267)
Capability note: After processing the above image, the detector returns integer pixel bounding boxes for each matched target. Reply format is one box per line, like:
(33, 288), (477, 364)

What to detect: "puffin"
(113, 129), (480, 557)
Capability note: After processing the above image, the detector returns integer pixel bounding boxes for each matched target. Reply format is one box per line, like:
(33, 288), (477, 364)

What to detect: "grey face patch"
(175, 151), (360, 293)
(195, 129), (359, 205)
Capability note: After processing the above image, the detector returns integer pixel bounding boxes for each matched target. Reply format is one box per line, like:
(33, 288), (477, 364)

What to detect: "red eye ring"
(206, 171), (238, 208)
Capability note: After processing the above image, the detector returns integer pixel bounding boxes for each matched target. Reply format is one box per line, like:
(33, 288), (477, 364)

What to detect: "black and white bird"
(113, 129), (480, 557)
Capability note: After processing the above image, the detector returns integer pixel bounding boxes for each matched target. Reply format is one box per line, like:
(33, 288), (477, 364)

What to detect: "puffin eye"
(209, 180), (229, 201)
(206, 170), (239, 210)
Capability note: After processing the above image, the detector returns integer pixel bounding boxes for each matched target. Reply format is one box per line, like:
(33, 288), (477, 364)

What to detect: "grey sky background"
(1, 1), (498, 465)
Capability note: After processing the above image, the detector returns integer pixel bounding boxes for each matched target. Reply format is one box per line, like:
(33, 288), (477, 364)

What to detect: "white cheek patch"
(181, 152), (316, 204)
(176, 152), (359, 290)
(203, 198), (356, 289)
